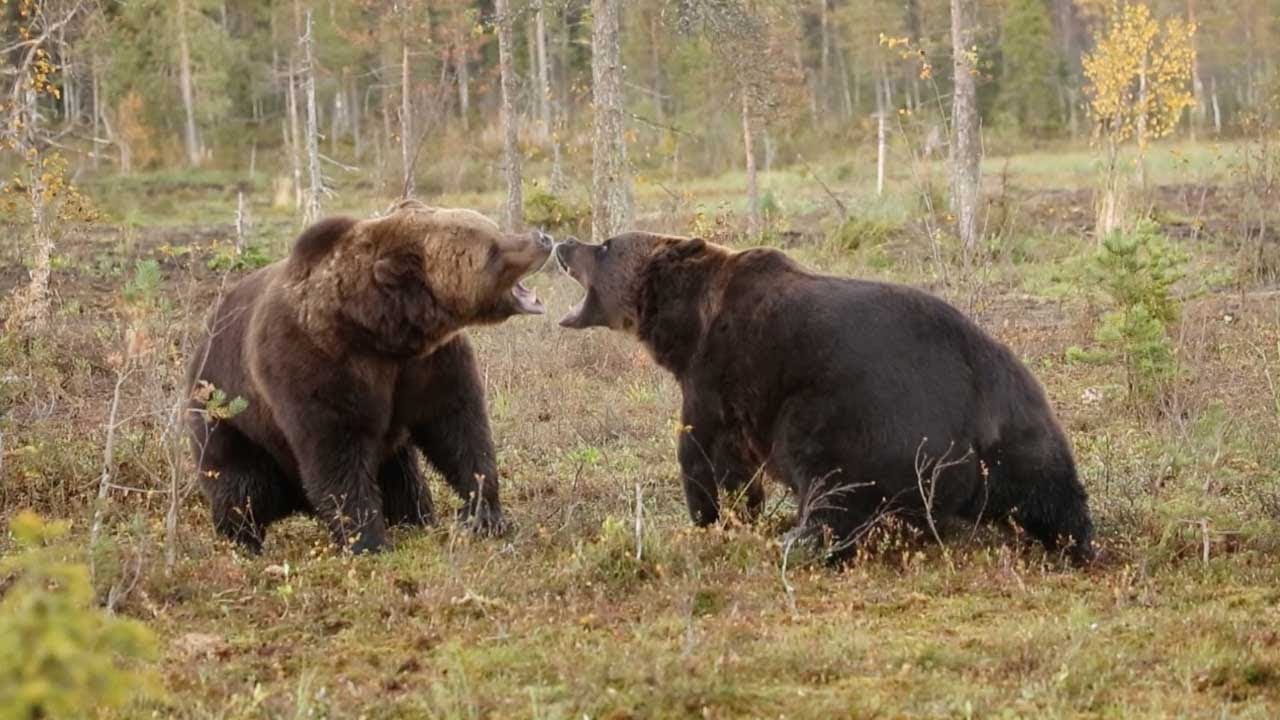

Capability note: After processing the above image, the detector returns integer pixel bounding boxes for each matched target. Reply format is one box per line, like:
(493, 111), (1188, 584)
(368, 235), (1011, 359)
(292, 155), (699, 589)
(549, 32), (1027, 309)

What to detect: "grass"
(3, 141), (1280, 718)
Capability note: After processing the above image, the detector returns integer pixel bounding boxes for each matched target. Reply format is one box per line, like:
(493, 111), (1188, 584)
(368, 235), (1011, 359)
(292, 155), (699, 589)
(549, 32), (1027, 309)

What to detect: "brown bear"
(187, 201), (552, 553)
(554, 233), (1094, 564)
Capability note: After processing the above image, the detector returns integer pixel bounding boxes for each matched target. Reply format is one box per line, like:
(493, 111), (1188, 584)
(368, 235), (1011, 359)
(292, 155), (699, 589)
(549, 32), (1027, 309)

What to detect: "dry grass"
(2, 152), (1280, 718)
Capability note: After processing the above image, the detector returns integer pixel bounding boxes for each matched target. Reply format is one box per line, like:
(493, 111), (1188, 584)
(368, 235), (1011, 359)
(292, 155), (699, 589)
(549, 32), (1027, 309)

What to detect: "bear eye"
(601, 240), (611, 254)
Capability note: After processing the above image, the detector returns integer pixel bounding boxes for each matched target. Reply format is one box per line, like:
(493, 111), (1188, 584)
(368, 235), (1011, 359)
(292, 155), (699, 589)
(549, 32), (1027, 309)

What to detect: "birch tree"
(535, 1), (553, 141)
(2, 0), (92, 333)
(176, 0), (202, 167)
(590, 0), (632, 242)
(495, 0), (523, 230)
(1083, 2), (1195, 235)
(300, 9), (325, 224)
(949, 0), (982, 258)
(669, 0), (802, 239)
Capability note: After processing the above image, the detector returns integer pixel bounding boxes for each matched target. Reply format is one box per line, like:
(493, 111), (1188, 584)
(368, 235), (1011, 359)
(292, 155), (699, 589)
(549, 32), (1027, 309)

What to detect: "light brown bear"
(187, 201), (551, 553)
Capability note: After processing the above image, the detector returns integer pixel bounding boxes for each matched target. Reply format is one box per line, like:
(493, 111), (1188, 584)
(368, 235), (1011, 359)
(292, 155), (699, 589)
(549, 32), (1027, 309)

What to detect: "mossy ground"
(2, 142), (1279, 718)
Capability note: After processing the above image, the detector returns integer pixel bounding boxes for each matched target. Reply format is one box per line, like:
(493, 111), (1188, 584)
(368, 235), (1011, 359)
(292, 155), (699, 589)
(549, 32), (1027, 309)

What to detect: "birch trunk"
(496, 0), (524, 230)
(742, 91), (761, 238)
(286, 65), (303, 209)
(177, 0), (202, 167)
(1211, 75), (1221, 135)
(91, 53), (102, 169)
(876, 68), (888, 197)
(6, 84), (52, 332)
(301, 10), (324, 224)
(536, 2), (553, 140)
(949, 0), (982, 257)
(590, 0), (632, 242)
(1187, 0), (1205, 139)
(456, 22), (470, 130)
(1137, 56), (1149, 191)
(818, 0), (830, 113)
(400, 35), (414, 197)
(288, 0), (304, 209)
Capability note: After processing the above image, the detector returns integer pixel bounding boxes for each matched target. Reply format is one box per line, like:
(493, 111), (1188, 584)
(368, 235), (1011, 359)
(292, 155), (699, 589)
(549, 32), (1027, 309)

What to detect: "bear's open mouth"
(552, 249), (589, 326)
(511, 279), (544, 314)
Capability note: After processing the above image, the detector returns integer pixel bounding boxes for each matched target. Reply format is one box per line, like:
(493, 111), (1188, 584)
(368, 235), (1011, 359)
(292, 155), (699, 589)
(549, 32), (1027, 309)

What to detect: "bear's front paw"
(457, 503), (512, 537)
(347, 527), (389, 555)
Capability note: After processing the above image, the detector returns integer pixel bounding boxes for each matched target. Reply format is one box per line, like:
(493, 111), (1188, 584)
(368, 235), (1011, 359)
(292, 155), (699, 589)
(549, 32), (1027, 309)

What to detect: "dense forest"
(5, 0), (1274, 196)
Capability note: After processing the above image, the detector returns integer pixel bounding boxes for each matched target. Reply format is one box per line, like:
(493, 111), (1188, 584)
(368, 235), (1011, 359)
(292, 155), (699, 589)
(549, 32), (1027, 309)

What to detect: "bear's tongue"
(512, 280), (544, 315)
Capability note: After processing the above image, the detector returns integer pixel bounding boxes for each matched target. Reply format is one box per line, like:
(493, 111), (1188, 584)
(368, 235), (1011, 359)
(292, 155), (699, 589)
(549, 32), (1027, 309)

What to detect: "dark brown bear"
(555, 233), (1094, 564)
(187, 201), (552, 553)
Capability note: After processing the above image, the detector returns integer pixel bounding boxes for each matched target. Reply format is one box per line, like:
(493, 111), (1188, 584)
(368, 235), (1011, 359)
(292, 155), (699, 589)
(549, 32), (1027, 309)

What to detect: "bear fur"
(554, 233), (1094, 564)
(187, 201), (552, 553)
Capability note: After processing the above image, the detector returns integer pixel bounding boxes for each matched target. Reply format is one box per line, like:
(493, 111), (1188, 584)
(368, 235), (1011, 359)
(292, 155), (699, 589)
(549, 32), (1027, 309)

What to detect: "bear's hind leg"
(379, 446), (435, 527)
(193, 422), (298, 553)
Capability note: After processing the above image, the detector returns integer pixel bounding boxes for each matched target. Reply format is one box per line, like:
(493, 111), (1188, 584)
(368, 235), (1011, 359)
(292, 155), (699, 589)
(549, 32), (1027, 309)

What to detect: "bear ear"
(290, 216), (358, 268)
(345, 251), (442, 357)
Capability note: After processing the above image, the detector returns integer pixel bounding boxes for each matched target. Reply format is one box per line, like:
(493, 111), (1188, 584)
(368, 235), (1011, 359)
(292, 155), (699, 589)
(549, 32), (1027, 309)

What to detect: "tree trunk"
(380, 83), (392, 191)
(536, 2), (553, 140)
(525, 14), (539, 121)
(301, 10), (324, 224)
(288, 0), (304, 209)
(1137, 54), (1149, 191)
(177, 0), (203, 167)
(496, 0), (524, 230)
(949, 0), (982, 257)
(648, 12), (666, 125)
(400, 30), (414, 197)
(6, 85), (52, 332)
(1211, 75), (1222, 135)
(763, 129), (774, 173)
(818, 0), (831, 114)
(350, 74), (362, 159)
(877, 67), (888, 197)
(590, 0), (632, 242)
(101, 100), (128, 173)
(286, 64), (303, 209)
(836, 45), (854, 120)
(59, 27), (76, 129)
(742, 91), (761, 238)
(558, 6), (573, 127)
(331, 70), (345, 158)
(1187, 0), (1205, 139)
(91, 53), (102, 170)
(456, 24), (471, 130)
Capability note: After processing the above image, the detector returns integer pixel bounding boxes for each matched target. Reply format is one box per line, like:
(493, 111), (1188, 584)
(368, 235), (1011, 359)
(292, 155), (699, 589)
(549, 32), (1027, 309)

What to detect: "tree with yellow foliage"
(2, 0), (97, 334)
(1083, 1), (1196, 235)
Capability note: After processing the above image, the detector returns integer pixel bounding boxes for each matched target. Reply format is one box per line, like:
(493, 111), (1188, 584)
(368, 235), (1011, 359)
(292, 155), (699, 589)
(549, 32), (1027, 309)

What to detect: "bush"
(826, 217), (900, 253)
(0, 512), (160, 719)
(575, 515), (682, 594)
(1086, 221), (1187, 407)
(524, 185), (589, 239)
(206, 241), (273, 273)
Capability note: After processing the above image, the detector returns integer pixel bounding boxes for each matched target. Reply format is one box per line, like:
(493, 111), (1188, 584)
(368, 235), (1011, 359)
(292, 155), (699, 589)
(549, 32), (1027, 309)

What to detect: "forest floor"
(2, 142), (1280, 718)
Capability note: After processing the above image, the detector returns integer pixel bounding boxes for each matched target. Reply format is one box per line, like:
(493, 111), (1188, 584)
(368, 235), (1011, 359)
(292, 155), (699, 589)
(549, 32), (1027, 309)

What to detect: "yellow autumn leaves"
(1084, 1), (1196, 151)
